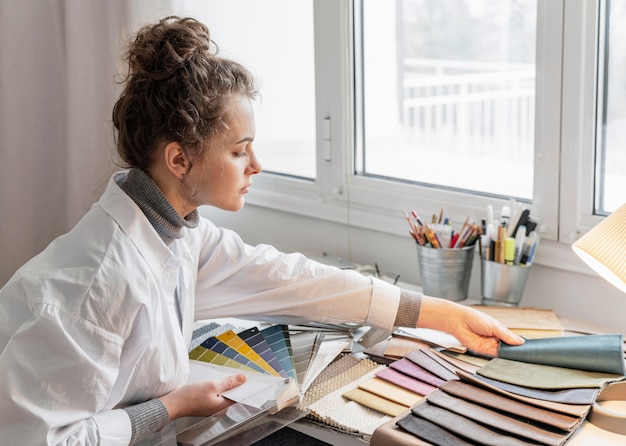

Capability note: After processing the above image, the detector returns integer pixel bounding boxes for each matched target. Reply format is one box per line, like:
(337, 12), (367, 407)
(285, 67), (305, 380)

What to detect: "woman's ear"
(163, 142), (190, 179)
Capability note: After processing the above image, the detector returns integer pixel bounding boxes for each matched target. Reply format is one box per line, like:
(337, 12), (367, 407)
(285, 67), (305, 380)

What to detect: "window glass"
(181, 0), (317, 179)
(596, 0), (626, 214)
(358, 0), (537, 200)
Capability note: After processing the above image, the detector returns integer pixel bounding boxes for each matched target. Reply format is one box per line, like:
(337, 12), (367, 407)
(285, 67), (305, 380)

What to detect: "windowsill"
(243, 186), (596, 279)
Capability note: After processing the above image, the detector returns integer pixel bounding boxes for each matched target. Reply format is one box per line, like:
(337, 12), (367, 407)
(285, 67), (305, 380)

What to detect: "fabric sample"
(342, 388), (408, 417)
(308, 354), (360, 387)
(375, 367), (437, 396)
(478, 357), (624, 389)
(427, 389), (572, 445)
(396, 412), (474, 446)
(358, 377), (424, 406)
(371, 410), (432, 446)
(189, 321), (221, 350)
(472, 371), (602, 405)
(421, 348), (465, 374)
(384, 336), (432, 358)
(498, 334), (626, 375)
(405, 349), (458, 381)
(435, 349), (489, 371)
(299, 358), (380, 409)
(389, 357), (446, 387)
(307, 364), (391, 435)
(411, 400), (538, 446)
(440, 379), (581, 431)
(457, 370), (591, 418)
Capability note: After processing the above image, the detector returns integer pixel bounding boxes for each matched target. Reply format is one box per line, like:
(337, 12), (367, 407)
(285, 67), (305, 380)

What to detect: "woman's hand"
(417, 296), (525, 357)
(159, 374), (246, 420)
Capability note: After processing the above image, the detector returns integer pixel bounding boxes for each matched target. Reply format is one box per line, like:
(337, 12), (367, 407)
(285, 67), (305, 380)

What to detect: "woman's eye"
(234, 151), (247, 158)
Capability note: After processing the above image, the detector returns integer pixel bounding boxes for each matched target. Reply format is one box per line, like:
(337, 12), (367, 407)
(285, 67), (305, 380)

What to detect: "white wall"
(201, 203), (626, 335)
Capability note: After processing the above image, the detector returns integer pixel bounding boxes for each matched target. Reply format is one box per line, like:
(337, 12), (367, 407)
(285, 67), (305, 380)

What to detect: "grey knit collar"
(118, 168), (199, 245)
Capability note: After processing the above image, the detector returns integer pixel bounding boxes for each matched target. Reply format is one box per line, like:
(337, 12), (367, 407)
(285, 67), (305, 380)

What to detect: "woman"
(0, 16), (523, 445)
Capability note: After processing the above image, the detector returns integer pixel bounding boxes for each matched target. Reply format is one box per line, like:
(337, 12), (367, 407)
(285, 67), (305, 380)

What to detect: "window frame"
(246, 0), (606, 275)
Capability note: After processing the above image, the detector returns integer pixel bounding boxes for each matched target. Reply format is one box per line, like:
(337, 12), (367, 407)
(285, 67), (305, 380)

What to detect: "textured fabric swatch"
(375, 367), (437, 396)
(427, 389), (572, 445)
(478, 357), (624, 389)
(440, 379), (581, 431)
(307, 364), (391, 435)
(498, 334), (626, 375)
(389, 357), (446, 387)
(299, 357), (379, 409)
(343, 387), (408, 417)
(411, 400), (538, 446)
(189, 321), (221, 351)
(405, 349), (458, 381)
(396, 412), (475, 446)
(307, 354), (360, 387)
(358, 377), (425, 406)
(457, 370), (591, 418)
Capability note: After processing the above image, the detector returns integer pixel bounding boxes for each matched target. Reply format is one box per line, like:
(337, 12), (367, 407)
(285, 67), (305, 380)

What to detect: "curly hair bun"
(129, 16), (217, 81)
(113, 16), (257, 170)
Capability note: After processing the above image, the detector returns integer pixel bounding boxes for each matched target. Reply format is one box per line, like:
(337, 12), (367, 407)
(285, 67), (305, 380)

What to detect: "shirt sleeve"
(193, 224), (401, 332)
(0, 299), (131, 445)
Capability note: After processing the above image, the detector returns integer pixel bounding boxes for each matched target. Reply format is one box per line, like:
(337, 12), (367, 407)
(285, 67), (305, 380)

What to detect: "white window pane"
(182, 0), (316, 179)
(596, 0), (626, 214)
(358, 0), (537, 199)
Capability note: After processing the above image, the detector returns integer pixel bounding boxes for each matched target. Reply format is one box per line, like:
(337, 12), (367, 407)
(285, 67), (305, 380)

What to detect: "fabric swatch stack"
(364, 334), (625, 445)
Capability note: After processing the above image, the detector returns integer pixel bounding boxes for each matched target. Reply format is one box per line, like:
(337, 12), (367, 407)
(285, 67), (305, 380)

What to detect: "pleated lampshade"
(572, 202), (626, 293)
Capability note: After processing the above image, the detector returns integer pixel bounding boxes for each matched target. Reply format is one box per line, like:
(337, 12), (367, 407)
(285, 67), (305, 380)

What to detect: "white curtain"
(0, 0), (177, 285)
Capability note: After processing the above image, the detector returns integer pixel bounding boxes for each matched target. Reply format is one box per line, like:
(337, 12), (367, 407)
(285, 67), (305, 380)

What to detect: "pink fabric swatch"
(376, 366), (438, 396)
(389, 357), (446, 387)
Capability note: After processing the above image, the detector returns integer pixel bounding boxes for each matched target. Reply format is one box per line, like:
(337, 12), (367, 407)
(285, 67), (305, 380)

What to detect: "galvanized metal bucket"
(480, 259), (531, 307)
(416, 244), (475, 301)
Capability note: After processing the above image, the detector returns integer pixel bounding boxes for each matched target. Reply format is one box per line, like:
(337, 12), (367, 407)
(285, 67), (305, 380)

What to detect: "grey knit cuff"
(393, 289), (422, 328)
(123, 398), (170, 445)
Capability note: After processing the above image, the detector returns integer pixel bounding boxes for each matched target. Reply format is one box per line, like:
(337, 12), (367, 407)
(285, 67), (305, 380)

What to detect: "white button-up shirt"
(0, 172), (400, 445)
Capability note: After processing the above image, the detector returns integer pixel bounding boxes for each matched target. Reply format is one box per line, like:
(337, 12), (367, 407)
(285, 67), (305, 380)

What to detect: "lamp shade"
(572, 202), (626, 293)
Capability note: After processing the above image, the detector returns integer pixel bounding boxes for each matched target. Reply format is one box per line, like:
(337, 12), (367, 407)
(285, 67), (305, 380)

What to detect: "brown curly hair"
(112, 16), (258, 170)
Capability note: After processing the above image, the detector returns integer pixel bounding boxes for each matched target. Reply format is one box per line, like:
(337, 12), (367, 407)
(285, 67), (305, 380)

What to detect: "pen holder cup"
(480, 260), (531, 307)
(416, 244), (475, 301)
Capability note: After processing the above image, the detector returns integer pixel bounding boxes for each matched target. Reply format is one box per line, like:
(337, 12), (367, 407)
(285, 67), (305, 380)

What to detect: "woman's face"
(186, 95), (261, 212)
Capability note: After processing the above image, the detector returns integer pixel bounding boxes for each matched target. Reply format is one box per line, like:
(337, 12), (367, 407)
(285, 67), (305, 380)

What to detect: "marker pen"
(514, 225), (526, 264)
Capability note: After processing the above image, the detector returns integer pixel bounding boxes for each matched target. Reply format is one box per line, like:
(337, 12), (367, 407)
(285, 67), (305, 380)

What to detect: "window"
(184, 1), (623, 270)
(180, 0), (317, 180)
(357, 0), (537, 200)
(595, 0), (626, 214)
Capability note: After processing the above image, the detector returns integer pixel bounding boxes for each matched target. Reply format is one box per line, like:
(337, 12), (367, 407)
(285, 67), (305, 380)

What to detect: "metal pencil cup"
(480, 260), (531, 307)
(416, 244), (475, 301)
